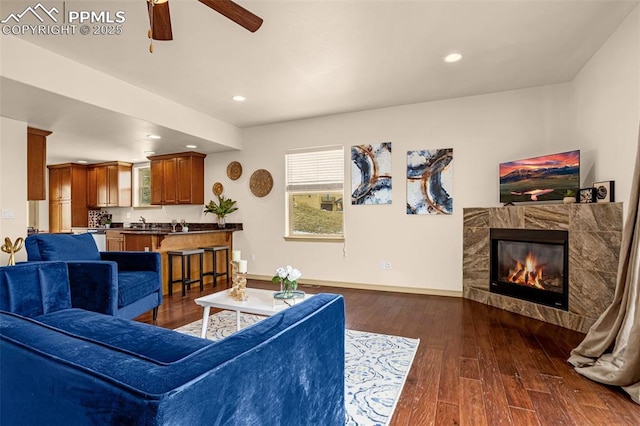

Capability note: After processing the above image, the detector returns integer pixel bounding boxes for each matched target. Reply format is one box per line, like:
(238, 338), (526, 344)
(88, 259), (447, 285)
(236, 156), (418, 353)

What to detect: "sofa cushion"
(35, 308), (211, 363)
(26, 233), (100, 262)
(0, 262), (72, 318)
(117, 271), (160, 308)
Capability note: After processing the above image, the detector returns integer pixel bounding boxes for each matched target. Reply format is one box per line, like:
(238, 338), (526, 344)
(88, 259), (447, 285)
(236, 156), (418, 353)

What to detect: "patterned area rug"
(175, 311), (419, 426)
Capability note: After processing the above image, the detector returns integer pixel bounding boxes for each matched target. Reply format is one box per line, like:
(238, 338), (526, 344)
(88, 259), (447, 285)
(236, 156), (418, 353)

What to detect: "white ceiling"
(0, 0), (637, 163)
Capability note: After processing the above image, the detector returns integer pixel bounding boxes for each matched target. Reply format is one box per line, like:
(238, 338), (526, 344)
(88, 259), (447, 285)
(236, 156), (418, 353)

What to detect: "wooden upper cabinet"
(150, 159), (164, 205)
(162, 157), (178, 204)
(87, 162), (132, 208)
(148, 152), (205, 205)
(27, 127), (51, 201)
(47, 163), (88, 232)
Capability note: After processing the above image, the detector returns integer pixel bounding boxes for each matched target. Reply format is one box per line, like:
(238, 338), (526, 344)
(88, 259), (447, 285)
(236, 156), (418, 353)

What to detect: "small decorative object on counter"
(593, 180), (615, 203)
(204, 195), (238, 229)
(272, 265), (304, 301)
(1, 237), (24, 266)
(180, 219), (189, 232)
(229, 260), (248, 301)
(562, 190), (576, 204)
(579, 187), (597, 204)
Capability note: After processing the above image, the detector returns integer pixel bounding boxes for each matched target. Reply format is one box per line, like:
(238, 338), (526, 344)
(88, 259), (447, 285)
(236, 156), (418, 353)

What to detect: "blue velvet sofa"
(25, 233), (162, 320)
(0, 262), (346, 425)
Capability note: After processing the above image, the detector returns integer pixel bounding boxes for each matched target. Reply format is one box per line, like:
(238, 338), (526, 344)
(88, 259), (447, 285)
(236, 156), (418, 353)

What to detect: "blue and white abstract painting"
(351, 142), (392, 205)
(407, 149), (453, 215)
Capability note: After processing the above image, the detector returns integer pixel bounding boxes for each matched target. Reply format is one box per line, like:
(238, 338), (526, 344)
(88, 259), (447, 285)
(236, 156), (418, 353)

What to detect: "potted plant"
(204, 195), (238, 228)
(180, 219), (189, 232)
(102, 217), (112, 228)
(563, 190), (576, 204)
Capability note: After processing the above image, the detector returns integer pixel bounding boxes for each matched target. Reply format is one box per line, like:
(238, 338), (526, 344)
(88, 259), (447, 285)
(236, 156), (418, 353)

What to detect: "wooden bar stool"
(168, 249), (204, 296)
(200, 245), (230, 287)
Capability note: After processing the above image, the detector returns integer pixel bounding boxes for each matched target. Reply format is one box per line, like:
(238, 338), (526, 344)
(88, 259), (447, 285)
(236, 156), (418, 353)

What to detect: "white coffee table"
(194, 288), (313, 338)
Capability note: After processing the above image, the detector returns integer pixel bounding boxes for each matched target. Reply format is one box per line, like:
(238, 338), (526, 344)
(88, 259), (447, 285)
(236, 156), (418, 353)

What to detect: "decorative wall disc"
(227, 161), (243, 180)
(250, 169), (273, 197)
(212, 182), (224, 196)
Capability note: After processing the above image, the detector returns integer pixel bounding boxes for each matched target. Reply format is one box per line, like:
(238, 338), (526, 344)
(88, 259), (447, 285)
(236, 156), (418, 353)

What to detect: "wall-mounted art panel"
(407, 148), (453, 215)
(351, 142), (392, 205)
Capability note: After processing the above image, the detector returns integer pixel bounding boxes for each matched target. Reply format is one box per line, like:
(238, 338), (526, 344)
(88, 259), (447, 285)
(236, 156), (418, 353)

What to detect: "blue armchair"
(25, 233), (162, 321)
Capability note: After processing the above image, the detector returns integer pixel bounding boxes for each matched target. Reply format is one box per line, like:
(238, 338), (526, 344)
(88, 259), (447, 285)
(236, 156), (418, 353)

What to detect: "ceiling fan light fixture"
(444, 53), (463, 63)
(232, 95), (246, 102)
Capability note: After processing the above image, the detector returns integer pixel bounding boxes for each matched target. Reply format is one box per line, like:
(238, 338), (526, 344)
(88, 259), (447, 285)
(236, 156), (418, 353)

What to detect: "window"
(133, 164), (151, 207)
(285, 146), (344, 240)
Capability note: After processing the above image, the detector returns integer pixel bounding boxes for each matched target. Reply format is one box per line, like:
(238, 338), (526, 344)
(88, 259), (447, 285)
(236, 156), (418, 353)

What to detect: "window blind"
(286, 147), (344, 191)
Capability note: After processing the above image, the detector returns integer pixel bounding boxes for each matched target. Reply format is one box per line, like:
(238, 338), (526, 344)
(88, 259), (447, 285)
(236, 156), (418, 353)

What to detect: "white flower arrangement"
(271, 265), (302, 289)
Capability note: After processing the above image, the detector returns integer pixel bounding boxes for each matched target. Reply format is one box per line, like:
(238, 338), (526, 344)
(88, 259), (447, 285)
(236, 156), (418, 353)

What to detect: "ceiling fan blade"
(147, 0), (173, 40)
(198, 0), (263, 33)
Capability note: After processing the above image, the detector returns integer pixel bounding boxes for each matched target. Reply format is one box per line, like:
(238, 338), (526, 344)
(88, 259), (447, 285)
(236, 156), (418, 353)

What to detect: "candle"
(238, 260), (248, 273)
(232, 250), (241, 262)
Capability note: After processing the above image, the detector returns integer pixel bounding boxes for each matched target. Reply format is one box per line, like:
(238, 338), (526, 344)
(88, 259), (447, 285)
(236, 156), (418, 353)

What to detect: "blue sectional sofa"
(25, 233), (162, 320)
(0, 262), (346, 425)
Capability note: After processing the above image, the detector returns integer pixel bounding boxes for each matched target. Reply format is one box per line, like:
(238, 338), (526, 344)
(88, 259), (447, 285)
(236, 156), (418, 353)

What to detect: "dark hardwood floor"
(137, 280), (640, 425)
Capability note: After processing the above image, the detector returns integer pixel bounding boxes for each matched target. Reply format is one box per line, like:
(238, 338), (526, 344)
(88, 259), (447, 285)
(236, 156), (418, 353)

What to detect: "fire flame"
(508, 252), (545, 289)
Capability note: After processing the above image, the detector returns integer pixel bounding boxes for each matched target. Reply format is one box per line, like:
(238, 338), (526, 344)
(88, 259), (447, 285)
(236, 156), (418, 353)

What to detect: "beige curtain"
(568, 125), (640, 404)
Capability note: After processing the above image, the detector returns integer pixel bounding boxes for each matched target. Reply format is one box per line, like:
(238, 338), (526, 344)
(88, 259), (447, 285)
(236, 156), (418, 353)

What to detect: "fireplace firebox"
(490, 228), (569, 310)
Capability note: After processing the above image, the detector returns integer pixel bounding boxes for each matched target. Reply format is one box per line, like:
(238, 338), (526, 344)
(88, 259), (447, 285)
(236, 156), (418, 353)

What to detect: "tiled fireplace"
(463, 203), (623, 333)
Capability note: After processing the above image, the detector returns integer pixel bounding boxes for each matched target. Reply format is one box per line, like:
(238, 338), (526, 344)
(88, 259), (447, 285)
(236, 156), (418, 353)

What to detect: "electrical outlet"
(386, 261), (392, 270)
(126, 212), (131, 219)
(1, 209), (15, 219)
(380, 260), (386, 270)
(251, 254), (256, 262)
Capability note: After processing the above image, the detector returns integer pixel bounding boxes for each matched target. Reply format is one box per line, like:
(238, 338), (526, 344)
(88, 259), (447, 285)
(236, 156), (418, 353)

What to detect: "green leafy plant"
(564, 189), (575, 197)
(204, 195), (238, 218)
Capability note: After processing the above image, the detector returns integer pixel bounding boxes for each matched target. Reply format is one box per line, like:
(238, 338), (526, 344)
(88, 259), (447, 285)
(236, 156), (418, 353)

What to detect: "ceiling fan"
(147, 0), (263, 52)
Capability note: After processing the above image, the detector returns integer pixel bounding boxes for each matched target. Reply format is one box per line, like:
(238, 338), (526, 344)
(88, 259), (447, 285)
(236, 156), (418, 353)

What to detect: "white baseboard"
(246, 274), (462, 298)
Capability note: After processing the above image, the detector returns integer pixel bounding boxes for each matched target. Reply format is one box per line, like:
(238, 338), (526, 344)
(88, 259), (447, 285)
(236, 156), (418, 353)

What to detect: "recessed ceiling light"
(444, 53), (463, 63)
(186, 144), (198, 149)
(147, 134), (162, 140)
(232, 95), (246, 102)
(77, 160), (88, 164)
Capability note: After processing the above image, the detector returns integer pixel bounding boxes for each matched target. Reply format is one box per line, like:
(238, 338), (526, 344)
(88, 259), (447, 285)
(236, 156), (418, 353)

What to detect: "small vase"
(182, 227), (189, 232)
(279, 279), (298, 298)
(217, 216), (226, 228)
(563, 197), (576, 204)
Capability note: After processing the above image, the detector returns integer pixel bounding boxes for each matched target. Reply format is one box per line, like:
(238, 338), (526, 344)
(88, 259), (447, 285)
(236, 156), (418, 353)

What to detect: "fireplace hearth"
(490, 228), (569, 310)
(463, 204), (622, 332)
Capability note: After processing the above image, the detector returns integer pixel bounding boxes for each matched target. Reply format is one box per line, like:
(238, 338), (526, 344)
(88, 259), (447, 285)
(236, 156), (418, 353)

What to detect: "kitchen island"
(113, 225), (242, 295)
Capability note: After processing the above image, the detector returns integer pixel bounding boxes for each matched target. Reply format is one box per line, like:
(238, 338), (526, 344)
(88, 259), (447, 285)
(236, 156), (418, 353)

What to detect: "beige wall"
(571, 6), (640, 217)
(206, 84), (573, 293)
(0, 117), (28, 263)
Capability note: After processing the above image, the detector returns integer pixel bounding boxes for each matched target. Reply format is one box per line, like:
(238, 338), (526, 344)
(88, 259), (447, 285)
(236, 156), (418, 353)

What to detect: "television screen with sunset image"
(499, 150), (580, 203)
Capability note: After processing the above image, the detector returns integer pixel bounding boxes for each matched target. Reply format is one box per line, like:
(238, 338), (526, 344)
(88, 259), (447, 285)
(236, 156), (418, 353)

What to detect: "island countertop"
(118, 228), (241, 236)
(109, 224), (242, 295)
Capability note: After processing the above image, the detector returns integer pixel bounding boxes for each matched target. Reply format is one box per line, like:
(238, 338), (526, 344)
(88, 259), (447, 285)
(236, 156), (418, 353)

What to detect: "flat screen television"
(499, 150), (580, 203)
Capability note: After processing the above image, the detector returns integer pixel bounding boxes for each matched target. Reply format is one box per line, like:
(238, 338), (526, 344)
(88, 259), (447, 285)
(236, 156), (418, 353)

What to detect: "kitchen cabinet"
(87, 161), (132, 208)
(27, 127), (51, 201)
(48, 163), (88, 233)
(148, 152), (205, 205)
(106, 230), (124, 251)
